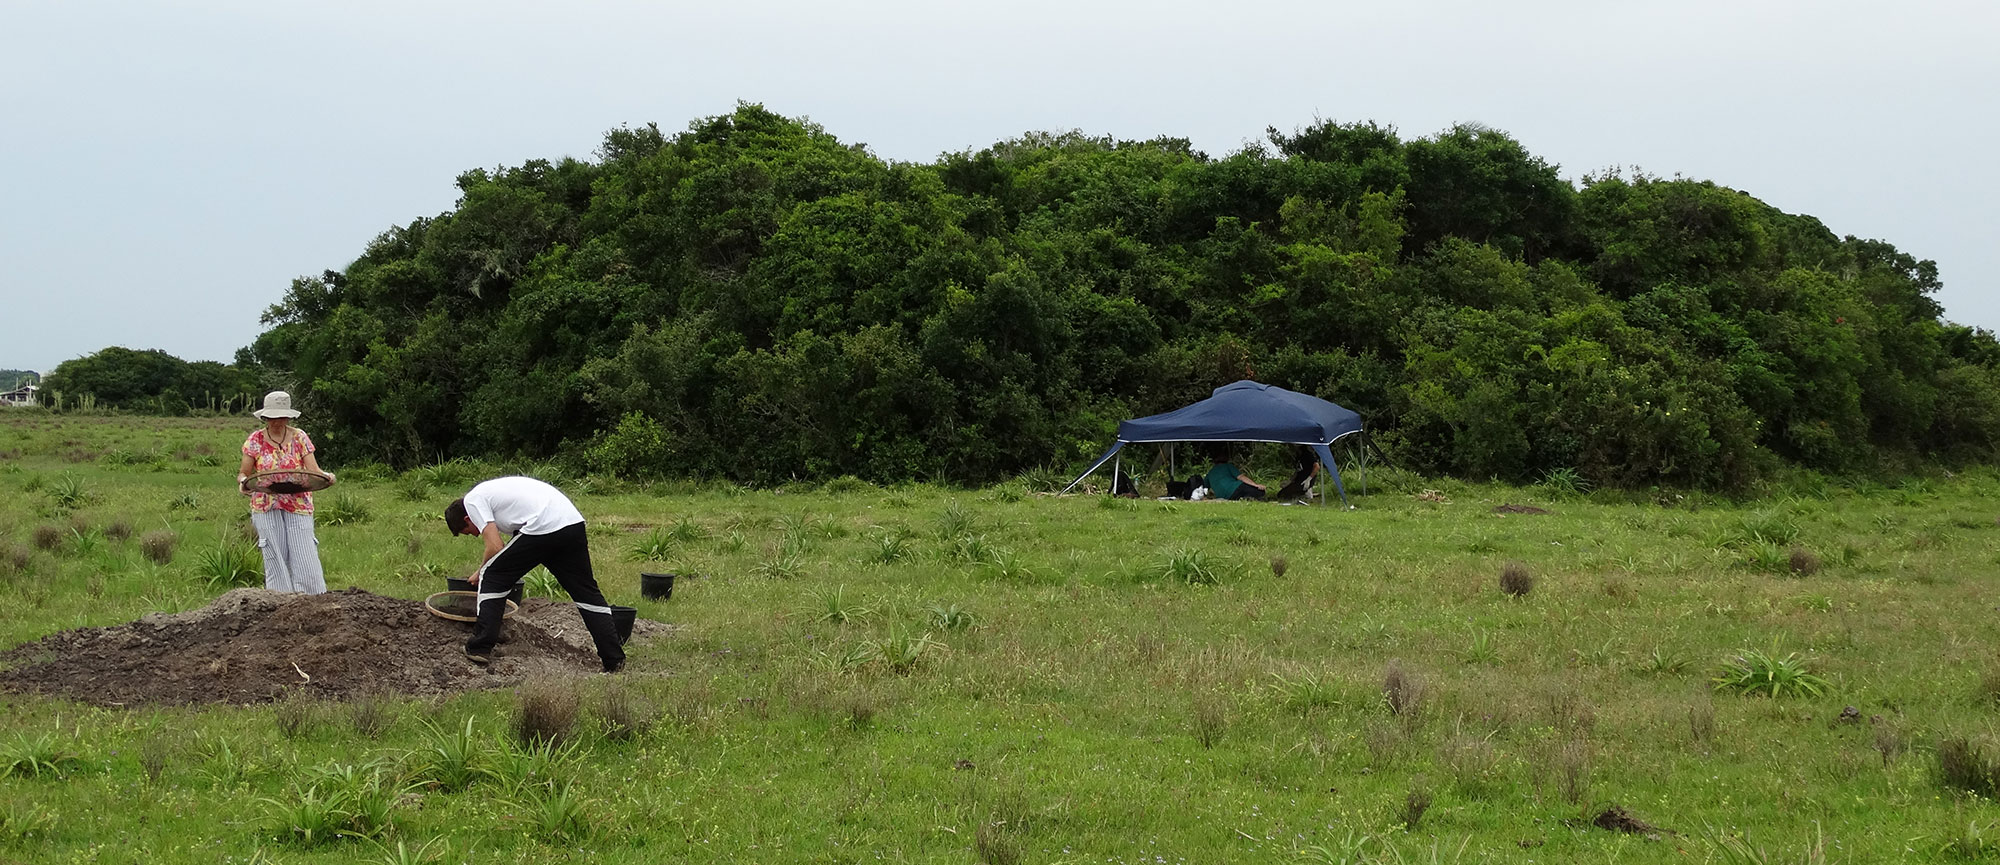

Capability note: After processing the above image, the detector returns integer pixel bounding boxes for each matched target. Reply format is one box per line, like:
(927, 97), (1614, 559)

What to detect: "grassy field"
(1, 412), (1998, 864)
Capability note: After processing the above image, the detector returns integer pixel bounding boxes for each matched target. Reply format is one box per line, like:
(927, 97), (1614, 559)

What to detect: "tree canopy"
(40, 348), (259, 414)
(242, 104), (2000, 489)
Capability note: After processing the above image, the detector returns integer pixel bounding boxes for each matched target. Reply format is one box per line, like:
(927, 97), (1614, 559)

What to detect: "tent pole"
(1112, 453), (1122, 495)
(1169, 443), (1176, 477)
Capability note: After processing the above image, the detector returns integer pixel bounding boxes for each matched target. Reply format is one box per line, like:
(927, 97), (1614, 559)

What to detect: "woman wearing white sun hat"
(236, 391), (335, 593)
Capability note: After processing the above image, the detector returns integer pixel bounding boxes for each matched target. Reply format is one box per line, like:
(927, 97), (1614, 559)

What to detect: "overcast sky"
(3, 0), (1994, 374)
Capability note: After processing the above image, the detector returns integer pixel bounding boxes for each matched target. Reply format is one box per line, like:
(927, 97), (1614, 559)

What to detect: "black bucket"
(446, 578), (524, 604)
(610, 605), (636, 644)
(640, 572), (675, 600)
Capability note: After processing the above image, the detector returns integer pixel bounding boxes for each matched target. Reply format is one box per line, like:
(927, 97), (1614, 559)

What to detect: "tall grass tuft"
(1788, 545), (1822, 576)
(513, 678), (582, 746)
(30, 525), (63, 552)
(348, 692), (397, 739)
(1936, 737), (2000, 797)
(1499, 561), (1534, 597)
(1382, 661), (1423, 717)
(0, 543), (29, 576)
(595, 684), (654, 743)
(274, 691), (321, 740)
(1157, 548), (1219, 585)
(140, 529), (177, 564)
(1397, 783), (1434, 830)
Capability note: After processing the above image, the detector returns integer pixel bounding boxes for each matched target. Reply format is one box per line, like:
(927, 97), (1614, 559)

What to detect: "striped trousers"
(250, 508), (326, 594)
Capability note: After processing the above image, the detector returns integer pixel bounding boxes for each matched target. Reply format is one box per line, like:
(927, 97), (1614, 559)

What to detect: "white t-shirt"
(463, 476), (584, 536)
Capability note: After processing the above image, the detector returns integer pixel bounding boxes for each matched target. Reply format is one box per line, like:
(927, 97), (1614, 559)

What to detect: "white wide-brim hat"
(253, 391), (302, 419)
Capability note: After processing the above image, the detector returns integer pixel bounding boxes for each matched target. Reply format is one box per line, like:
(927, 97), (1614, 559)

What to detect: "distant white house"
(0, 384), (38, 407)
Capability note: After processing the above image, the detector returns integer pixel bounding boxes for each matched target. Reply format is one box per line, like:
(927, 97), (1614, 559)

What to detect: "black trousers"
(466, 522), (624, 671)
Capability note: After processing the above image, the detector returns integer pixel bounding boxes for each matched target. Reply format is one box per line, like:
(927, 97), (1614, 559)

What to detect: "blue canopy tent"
(1063, 381), (1366, 507)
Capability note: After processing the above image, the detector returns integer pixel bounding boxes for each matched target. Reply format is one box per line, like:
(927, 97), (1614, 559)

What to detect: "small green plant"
(926, 602), (976, 631)
(411, 717), (483, 792)
(482, 738), (580, 794)
(1157, 547), (1219, 585)
(1458, 630), (1500, 665)
(168, 491), (201, 510)
(753, 548), (807, 580)
(395, 478), (432, 502)
(1269, 671), (1342, 715)
(317, 493), (372, 526)
(44, 473), (94, 511)
(666, 515), (709, 543)
(868, 532), (910, 564)
(522, 566), (560, 598)
(1737, 539), (1790, 573)
(949, 533), (994, 564)
(985, 547), (1035, 581)
(1713, 648), (1830, 698)
(370, 837), (450, 865)
(935, 501), (974, 538)
(874, 630), (946, 674)
(813, 585), (873, 625)
(627, 527), (676, 562)
(1636, 646), (1690, 676)
(506, 783), (592, 843)
(0, 801), (56, 842)
(1537, 466), (1591, 498)
(0, 730), (85, 779)
(196, 537), (262, 588)
(1738, 510), (1802, 546)
(258, 784), (353, 847)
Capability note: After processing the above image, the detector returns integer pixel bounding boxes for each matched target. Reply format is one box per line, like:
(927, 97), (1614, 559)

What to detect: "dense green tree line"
(0, 370), (36, 391)
(38, 348), (260, 414)
(242, 104), (2000, 488)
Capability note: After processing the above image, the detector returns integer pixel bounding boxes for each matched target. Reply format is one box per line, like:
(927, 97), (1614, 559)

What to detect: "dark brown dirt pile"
(0, 588), (653, 707)
(1492, 504), (1553, 515)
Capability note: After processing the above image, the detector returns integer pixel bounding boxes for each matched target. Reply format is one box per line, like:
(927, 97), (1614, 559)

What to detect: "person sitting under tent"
(1275, 446), (1319, 500)
(1204, 448), (1268, 500)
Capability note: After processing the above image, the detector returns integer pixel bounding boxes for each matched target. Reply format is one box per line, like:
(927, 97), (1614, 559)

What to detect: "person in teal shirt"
(1204, 451), (1268, 500)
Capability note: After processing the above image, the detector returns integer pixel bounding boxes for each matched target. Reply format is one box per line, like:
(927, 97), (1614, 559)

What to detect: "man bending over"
(444, 476), (625, 672)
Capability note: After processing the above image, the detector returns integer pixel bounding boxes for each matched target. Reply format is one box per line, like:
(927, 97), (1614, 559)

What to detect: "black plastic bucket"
(640, 572), (675, 600)
(610, 605), (636, 644)
(446, 577), (524, 604)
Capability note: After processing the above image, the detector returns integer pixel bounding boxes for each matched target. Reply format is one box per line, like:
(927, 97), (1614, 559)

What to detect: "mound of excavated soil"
(0, 588), (668, 707)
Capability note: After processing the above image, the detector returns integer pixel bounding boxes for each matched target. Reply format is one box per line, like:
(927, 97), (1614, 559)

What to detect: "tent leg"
(1112, 453), (1121, 496)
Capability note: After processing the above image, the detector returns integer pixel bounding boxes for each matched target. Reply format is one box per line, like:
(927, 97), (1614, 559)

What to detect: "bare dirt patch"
(1587, 804), (1670, 838)
(0, 588), (667, 707)
(1492, 503), (1553, 515)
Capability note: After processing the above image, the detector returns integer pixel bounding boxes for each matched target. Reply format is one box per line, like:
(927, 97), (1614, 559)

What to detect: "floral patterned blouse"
(242, 428), (316, 515)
